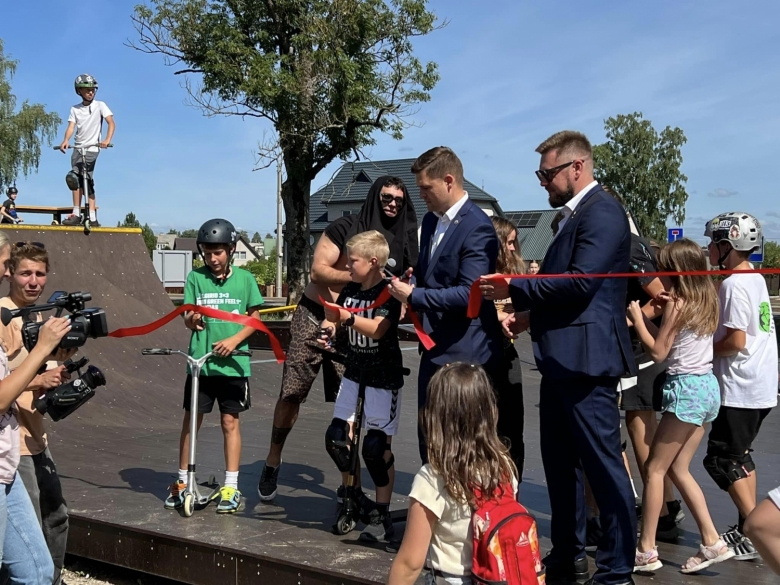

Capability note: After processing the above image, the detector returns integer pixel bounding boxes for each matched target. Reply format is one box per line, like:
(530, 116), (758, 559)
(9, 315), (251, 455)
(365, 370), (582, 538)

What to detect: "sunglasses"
(14, 241), (45, 249)
(380, 193), (405, 207)
(535, 160), (575, 182)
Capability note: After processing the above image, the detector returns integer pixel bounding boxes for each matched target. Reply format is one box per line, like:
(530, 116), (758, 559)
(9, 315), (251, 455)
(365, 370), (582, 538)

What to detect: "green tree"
(121, 212), (157, 257)
(168, 228), (179, 235)
(251, 231), (261, 243)
(180, 228), (199, 238)
(130, 0), (440, 301)
(264, 232), (273, 239)
(763, 240), (780, 269)
(593, 112), (688, 242)
(0, 40), (61, 189)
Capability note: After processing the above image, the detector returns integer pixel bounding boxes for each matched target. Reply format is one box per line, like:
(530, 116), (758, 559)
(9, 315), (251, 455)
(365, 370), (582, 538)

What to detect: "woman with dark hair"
(490, 216), (526, 483)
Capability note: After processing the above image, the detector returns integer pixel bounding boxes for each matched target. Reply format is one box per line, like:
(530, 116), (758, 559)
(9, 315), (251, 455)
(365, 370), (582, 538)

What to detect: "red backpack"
(471, 485), (546, 585)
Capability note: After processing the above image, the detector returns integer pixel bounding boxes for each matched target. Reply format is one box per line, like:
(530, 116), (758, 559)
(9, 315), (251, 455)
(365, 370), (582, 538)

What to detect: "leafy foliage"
(251, 231), (261, 243)
(0, 39), (61, 189)
(179, 228), (199, 238)
(593, 112), (688, 242)
(130, 0), (441, 300)
(763, 240), (780, 269)
(243, 257), (279, 286)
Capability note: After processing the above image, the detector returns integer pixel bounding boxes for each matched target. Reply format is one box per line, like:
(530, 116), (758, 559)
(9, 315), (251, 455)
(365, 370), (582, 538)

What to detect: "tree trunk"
(281, 167), (312, 304)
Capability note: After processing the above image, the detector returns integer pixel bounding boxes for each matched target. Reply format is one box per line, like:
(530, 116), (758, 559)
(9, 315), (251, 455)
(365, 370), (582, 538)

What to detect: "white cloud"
(708, 188), (738, 198)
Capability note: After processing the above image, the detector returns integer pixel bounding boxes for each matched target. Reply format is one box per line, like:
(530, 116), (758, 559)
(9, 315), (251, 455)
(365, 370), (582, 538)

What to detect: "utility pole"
(276, 155), (284, 298)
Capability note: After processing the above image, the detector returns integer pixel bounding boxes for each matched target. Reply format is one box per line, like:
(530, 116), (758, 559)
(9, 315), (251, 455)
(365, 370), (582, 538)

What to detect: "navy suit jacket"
(410, 198), (501, 366)
(509, 185), (635, 379)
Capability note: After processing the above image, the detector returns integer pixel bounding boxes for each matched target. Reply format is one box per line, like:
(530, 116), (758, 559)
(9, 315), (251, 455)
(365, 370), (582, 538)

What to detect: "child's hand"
(58, 142), (68, 153)
(627, 300), (643, 324)
(186, 311), (205, 331)
(654, 290), (674, 303)
(323, 304), (349, 324)
(212, 337), (239, 357)
(316, 321), (335, 347)
(99, 140), (110, 149)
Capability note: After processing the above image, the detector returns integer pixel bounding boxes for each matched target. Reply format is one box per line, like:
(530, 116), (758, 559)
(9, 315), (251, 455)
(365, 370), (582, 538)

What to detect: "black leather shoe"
(543, 554), (590, 583)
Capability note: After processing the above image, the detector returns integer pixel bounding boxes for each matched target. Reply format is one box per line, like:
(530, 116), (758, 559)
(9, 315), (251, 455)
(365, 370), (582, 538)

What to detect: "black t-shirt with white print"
(336, 280), (403, 390)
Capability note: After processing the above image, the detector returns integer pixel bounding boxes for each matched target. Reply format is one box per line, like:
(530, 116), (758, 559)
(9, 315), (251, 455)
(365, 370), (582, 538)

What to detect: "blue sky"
(3, 1), (780, 243)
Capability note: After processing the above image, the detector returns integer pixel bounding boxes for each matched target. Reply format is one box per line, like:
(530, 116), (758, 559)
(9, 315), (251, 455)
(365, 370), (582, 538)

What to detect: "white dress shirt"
(553, 180), (598, 239)
(430, 192), (469, 257)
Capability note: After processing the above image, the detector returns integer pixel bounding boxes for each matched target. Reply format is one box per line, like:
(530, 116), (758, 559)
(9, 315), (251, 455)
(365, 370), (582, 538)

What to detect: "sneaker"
(257, 462), (280, 502)
(216, 486), (243, 514)
(666, 499), (685, 525)
(720, 525), (743, 546)
(731, 534), (761, 561)
(634, 547), (663, 573)
(164, 480), (186, 509)
(90, 220), (101, 228)
(656, 512), (679, 542)
(585, 517), (603, 552)
(62, 215), (81, 226)
(360, 508), (395, 543)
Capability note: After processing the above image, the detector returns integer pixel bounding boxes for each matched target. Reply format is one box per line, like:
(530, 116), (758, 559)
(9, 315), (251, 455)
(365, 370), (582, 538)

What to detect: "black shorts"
(707, 405), (772, 459)
(619, 358), (666, 412)
(183, 375), (250, 414)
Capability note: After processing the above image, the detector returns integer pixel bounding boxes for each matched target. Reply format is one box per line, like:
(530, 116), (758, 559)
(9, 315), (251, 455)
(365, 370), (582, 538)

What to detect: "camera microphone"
(383, 258), (397, 280)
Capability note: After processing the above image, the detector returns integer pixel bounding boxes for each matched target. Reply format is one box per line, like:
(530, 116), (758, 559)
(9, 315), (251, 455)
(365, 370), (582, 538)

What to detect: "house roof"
(503, 210), (558, 262)
(173, 237), (199, 253)
(310, 159), (503, 231)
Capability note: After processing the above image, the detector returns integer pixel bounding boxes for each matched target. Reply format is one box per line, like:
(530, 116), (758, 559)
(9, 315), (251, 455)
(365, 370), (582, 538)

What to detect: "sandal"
(634, 547), (663, 572)
(681, 538), (735, 574)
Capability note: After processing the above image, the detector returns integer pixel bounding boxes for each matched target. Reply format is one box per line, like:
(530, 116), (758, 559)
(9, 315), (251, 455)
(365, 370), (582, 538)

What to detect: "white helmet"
(705, 212), (762, 252)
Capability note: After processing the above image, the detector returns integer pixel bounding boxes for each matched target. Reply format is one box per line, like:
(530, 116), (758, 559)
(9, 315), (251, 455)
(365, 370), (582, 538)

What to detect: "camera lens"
(82, 365), (106, 389)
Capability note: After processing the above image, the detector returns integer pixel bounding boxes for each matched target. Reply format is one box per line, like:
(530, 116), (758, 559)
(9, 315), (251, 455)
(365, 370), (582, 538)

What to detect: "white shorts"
(769, 486), (780, 510)
(332, 377), (402, 436)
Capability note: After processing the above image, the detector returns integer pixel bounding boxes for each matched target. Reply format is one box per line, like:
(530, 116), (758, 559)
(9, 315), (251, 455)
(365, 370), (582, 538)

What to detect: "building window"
(237, 251), (247, 260)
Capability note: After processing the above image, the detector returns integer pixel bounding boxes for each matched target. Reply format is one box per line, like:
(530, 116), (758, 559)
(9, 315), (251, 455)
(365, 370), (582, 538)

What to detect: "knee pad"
(65, 171), (80, 191)
(87, 177), (95, 195)
(703, 454), (751, 491)
(362, 430), (394, 488)
(325, 418), (351, 472)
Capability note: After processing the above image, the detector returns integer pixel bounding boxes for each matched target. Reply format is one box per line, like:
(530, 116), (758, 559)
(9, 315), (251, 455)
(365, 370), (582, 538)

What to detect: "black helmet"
(74, 74), (98, 95)
(6, 186), (17, 196)
(197, 218), (238, 246)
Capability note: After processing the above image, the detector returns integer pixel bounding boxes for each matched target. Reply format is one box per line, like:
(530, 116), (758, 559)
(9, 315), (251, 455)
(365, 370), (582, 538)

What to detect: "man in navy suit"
(388, 146), (501, 462)
(481, 132), (637, 585)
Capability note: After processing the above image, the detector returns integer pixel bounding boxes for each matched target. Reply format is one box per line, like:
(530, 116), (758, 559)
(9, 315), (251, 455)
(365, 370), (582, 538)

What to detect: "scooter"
(55, 142), (113, 234)
(141, 347), (252, 517)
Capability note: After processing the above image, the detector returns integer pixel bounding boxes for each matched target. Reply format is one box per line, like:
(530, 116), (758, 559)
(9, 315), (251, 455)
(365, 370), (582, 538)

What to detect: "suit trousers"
(539, 376), (636, 585)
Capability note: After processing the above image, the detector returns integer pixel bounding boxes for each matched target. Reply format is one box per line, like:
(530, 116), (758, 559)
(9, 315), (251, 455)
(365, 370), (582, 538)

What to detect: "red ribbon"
(318, 286), (436, 350)
(109, 304), (286, 363)
(467, 267), (780, 319)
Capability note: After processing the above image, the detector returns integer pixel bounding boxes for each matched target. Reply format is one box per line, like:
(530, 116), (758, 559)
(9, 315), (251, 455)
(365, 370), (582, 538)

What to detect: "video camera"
(34, 356), (106, 421)
(0, 291), (109, 351)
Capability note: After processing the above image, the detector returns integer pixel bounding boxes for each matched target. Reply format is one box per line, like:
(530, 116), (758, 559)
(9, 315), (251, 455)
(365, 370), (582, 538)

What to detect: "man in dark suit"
(481, 131), (637, 585)
(388, 146), (501, 462)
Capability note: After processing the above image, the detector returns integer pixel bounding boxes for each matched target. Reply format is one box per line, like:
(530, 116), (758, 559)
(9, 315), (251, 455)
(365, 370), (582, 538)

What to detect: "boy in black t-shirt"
(320, 230), (403, 544)
(1, 187), (23, 224)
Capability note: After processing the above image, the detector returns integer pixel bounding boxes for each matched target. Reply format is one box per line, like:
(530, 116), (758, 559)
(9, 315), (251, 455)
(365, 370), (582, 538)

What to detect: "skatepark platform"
(2, 226), (779, 585)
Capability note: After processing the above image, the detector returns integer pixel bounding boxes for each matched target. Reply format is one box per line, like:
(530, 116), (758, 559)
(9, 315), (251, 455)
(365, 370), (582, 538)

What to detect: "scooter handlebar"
(141, 348), (172, 355)
(54, 144), (114, 150)
(230, 350), (252, 357)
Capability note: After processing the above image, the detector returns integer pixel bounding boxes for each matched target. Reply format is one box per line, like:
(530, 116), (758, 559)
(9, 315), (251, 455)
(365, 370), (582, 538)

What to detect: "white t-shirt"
(409, 463), (518, 577)
(713, 273), (779, 408)
(68, 100), (113, 152)
(666, 328), (713, 376)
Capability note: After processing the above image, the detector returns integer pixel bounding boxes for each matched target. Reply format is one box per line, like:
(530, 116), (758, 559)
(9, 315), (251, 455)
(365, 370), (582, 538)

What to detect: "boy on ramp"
(165, 218), (263, 513)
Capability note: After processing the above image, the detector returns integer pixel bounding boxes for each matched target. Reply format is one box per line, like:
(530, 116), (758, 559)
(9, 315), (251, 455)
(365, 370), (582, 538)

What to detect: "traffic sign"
(668, 227), (684, 242)
(750, 237), (764, 264)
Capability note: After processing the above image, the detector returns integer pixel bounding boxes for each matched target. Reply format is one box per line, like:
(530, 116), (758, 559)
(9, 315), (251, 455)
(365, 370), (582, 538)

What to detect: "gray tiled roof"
(310, 159), (503, 231)
(504, 210), (558, 262)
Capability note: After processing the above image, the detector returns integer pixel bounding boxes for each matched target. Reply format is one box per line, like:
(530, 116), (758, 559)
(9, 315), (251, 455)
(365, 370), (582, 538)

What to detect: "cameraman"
(0, 241), (72, 585)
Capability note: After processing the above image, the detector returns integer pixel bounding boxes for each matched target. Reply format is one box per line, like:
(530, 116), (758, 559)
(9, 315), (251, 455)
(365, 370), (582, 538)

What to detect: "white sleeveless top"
(666, 328), (713, 376)
(0, 348), (19, 484)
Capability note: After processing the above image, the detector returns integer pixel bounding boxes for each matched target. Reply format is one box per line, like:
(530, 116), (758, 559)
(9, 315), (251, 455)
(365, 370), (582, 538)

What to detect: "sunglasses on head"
(14, 241), (45, 249)
(380, 192), (405, 207)
(535, 160), (575, 182)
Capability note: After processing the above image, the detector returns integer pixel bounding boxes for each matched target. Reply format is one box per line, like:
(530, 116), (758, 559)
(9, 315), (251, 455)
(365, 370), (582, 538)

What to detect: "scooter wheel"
(182, 493), (195, 517)
(334, 513), (356, 535)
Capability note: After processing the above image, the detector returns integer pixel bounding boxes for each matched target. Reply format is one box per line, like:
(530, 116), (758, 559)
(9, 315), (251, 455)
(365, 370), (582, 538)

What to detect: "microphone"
(383, 258), (397, 280)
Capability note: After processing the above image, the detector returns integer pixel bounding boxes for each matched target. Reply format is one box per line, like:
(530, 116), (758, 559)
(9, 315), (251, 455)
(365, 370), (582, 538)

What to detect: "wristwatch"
(343, 314), (356, 328)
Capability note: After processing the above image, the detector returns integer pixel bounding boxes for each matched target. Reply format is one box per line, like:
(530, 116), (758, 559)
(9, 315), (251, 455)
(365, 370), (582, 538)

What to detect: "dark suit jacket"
(410, 198), (501, 366)
(509, 184), (635, 379)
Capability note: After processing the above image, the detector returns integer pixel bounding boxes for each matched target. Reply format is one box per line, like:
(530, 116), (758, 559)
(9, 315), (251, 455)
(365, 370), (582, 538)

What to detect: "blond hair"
(411, 146), (464, 185)
(346, 230), (389, 267)
(657, 238), (719, 338)
(536, 130), (592, 160)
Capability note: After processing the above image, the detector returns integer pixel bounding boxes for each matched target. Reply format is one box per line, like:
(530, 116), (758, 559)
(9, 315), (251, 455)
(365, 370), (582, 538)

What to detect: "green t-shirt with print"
(184, 266), (264, 377)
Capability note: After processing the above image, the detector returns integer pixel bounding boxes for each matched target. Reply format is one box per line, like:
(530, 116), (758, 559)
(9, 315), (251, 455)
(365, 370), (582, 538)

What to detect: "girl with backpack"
(388, 363), (540, 585)
(628, 238), (734, 574)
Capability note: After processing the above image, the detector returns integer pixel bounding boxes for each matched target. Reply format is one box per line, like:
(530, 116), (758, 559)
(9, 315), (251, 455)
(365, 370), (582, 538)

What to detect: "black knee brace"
(703, 452), (752, 491)
(362, 430), (394, 488)
(325, 418), (351, 472)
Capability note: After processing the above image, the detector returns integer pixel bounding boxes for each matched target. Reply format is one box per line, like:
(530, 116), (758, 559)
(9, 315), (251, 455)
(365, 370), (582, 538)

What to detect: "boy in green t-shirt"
(165, 218), (264, 514)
